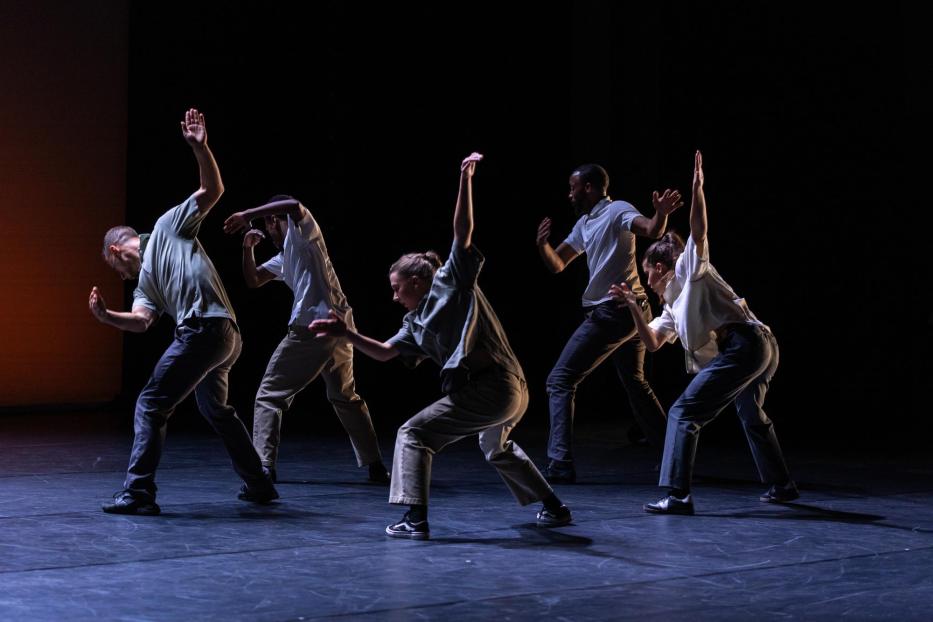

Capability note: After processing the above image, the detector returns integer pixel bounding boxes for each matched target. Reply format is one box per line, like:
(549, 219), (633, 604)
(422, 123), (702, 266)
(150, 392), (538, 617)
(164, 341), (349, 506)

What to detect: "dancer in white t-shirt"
(611, 151), (797, 515)
(224, 196), (389, 485)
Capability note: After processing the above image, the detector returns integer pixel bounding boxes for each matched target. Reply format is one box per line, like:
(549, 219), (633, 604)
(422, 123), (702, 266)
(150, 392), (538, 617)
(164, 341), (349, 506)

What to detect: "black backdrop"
(118, 2), (924, 451)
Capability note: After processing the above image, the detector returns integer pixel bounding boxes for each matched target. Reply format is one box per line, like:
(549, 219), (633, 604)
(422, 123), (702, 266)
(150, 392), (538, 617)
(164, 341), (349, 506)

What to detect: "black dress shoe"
(237, 480), (280, 504)
(543, 462), (576, 484)
(644, 494), (695, 515)
(760, 481), (799, 503)
(102, 491), (161, 516)
(368, 462), (390, 484)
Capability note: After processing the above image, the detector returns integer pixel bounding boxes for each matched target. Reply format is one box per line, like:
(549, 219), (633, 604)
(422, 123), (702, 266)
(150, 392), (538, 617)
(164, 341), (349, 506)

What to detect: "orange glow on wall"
(0, 2), (127, 406)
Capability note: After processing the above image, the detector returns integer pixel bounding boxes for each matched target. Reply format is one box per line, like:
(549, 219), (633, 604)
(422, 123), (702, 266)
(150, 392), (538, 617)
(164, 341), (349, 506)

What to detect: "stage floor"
(2, 412), (931, 620)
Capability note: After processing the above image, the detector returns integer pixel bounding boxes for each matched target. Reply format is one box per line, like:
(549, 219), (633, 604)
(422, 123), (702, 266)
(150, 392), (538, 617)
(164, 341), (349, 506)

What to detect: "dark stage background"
(3, 2), (925, 450)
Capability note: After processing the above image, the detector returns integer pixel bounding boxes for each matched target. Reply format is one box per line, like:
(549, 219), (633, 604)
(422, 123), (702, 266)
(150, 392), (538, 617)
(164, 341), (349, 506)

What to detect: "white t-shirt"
(563, 198), (645, 306)
(648, 235), (767, 373)
(260, 206), (352, 327)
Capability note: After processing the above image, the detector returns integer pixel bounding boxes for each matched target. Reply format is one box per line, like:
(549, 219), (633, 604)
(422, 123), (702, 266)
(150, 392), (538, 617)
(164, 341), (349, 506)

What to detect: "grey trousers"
(389, 368), (554, 507)
(253, 326), (382, 469)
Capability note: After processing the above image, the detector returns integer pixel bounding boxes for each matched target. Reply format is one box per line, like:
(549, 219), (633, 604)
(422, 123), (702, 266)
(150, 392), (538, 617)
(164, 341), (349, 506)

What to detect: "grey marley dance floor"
(2, 412), (933, 621)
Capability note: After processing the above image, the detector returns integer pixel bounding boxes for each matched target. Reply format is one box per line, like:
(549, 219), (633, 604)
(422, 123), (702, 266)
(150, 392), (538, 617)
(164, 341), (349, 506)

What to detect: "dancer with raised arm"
(311, 153), (572, 539)
(611, 151), (796, 515)
(536, 164), (682, 483)
(90, 109), (276, 515)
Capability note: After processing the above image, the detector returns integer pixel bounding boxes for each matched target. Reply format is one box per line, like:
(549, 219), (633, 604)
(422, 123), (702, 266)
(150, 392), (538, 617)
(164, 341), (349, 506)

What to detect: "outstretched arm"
(536, 217), (581, 273)
(453, 152), (483, 249)
(241, 229), (276, 288)
(222, 198), (305, 235)
(630, 189), (684, 238)
(309, 311), (399, 362)
(181, 108), (225, 214)
(690, 150), (707, 246)
(608, 283), (666, 352)
(88, 287), (156, 333)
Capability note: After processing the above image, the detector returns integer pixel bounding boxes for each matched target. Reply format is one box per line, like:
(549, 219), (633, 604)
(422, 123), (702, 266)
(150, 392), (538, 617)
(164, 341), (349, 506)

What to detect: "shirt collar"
(586, 196), (612, 220)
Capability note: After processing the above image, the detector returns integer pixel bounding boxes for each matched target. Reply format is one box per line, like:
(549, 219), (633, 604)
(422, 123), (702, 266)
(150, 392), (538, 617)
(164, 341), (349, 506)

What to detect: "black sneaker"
(543, 462), (576, 485)
(262, 465), (277, 484)
(237, 481), (280, 504)
(385, 512), (430, 540)
(536, 505), (573, 527)
(644, 494), (695, 515)
(368, 462), (390, 485)
(102, 491), (161, 516)
(760, 481), (799, 503)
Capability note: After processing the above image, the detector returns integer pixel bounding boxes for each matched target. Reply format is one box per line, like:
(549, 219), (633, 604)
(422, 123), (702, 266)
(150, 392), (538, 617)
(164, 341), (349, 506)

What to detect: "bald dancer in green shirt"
(90, 108), (276, 515)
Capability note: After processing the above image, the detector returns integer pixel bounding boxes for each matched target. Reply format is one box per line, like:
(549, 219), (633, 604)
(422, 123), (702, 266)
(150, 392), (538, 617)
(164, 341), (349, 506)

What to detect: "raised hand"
(180, 108), (207, 146)
(461, 152), (484, 178)
(651, 189), (684, 217)
(609, 282), (638, 308)
(88, 286), (109, 322)
(693, 150), (704, 191)
(223, 212), (250, 234)
(243, 229), (265, 249)
(536, 217), (552, 247)
(308, 309), (347, 337)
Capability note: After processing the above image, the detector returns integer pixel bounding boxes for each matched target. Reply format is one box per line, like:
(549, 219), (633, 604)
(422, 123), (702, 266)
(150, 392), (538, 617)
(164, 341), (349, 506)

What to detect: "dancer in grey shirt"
(311, 153), (572, 539)
(90, 108), (276, 515)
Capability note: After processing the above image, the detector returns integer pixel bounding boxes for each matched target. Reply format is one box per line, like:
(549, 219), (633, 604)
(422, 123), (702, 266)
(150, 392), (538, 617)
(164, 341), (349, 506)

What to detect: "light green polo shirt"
(133, 194), (235, 325)
(388, 242), (523, 393)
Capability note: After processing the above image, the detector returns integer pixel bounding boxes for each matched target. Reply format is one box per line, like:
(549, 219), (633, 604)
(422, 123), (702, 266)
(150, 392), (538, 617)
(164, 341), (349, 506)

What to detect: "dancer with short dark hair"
(536, 163), (683, 483)
(222, 195), (389, 484)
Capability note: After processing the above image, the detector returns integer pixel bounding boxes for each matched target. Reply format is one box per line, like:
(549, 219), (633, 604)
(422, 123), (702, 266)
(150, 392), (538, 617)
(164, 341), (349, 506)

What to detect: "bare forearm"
(537, 243), (565, 273)
(242, 199), (303, 223)
(102, 310), (151, 333)
(242, 248), (261, 288)
(626, 303), (664, 351)
(638, 212), (669, 239)
(690, 188), (707, 243)
(453, 173), (473, 248)
(344, 330), (399, 362)
(192, 144), (224, 206)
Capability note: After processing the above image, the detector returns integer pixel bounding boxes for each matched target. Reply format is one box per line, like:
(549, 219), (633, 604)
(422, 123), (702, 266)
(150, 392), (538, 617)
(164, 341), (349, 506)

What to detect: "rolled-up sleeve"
(563, 218), (585, 254)
(613, 201), (640, 232)
(648, 307), (678, 344)
(386, 315), (428, 368)
(162, 194), (204, 239)
(260, 253), (285, 280)
(441, 241), (485, 290)
(132, 272), (161, 315)
(676, 235), (710, 281)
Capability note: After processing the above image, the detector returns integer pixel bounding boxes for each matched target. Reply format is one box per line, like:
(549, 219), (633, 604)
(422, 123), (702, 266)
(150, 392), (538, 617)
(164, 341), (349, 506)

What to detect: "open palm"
(693, 150), (704, 190)
(181, 108), (207, 146)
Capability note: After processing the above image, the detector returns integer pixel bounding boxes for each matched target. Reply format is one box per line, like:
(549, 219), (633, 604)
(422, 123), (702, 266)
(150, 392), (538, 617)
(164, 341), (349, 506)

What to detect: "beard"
(572, 201), (590, 217)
